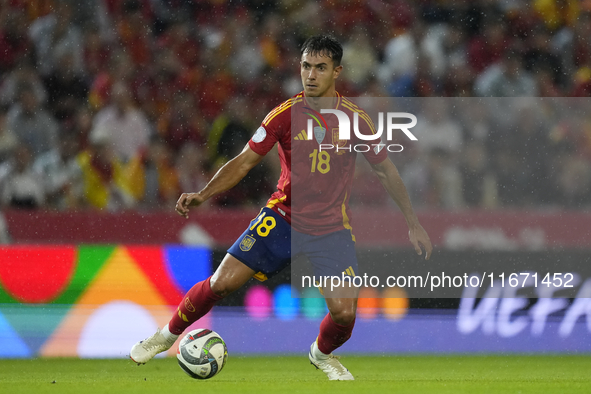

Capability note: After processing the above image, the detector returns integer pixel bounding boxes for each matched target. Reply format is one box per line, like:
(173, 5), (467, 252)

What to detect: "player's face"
(300, 51), (342, 98)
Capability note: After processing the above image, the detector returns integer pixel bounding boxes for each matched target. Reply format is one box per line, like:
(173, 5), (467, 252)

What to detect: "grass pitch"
(1, 355), (590, 394)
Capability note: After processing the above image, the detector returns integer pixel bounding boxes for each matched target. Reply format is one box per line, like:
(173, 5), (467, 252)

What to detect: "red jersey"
(248, 92), (387, 235)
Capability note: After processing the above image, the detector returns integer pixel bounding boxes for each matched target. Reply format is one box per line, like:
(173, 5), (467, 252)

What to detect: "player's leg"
(167, 253), (255, 334)
(302, 229), (358, 380)
(308, 295), (357, 381)
(319, 296), (358, 349)
(130, 254), (254, 364)
(131, 207), (290, 365)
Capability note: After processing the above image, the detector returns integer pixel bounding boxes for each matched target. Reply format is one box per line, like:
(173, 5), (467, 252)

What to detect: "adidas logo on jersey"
(294, 130), (310, 140)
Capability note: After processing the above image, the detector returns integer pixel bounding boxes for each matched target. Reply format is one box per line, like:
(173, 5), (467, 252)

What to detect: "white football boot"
(308, 342), (355, 381)
(130, 328), (177, 365)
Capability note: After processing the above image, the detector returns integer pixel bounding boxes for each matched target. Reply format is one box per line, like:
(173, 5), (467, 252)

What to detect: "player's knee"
(209, 277), (234, 298)
(331, 309), (356, 326)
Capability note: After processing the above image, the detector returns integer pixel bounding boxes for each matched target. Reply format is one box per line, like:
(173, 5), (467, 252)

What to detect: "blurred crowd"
(0, 0), (590, 212)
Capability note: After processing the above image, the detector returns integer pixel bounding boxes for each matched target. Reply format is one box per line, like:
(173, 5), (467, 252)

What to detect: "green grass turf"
(1, 355), (590, 394)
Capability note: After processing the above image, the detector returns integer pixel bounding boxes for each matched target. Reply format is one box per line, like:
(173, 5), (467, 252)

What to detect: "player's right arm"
(175, 144), (264, 218)
(177, 97), (291, 217)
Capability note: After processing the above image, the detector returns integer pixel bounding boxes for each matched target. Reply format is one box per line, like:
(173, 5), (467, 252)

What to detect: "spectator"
(0, 106), (18, 162)
(90, 81), (151, 162)
(534, 64), (562, 96)
(341, 26), (379, 89)
(141, 46), (184, 124)
(446, 0), (505, 39)
(523, 26), (564, 87)
(6, 83), (60, 155)
(0, 144), (45, 209)
(534, 0), (580, 31)
(76, 132), (140, 211)
(29, 0), (84, 76)
(0, 5), (32, 74)
(258, 13), (285, 71)
(440, 23), (469, 74)
(88, 50), (138, 111)
(150, 1), (197, 35)
(378, 20), (431, 84)
(460, 143), (490, 207)
(43, 51), (89, 122)
(475, 47), (538, 97)
(176, 143), (209, 198)
(555, 153), (591, 207)
(560, 12), (591, 95)
(207, 98), (273, 207)
(229, 12), (265, 82)
(467, 18), (508, 73)
(157, 92), (207, 153)
(33, 132), (83, 210)
(427, 148), (464, 209)
(142, 138), (180, 209)
(493, 149), (526, 207)
(510, 103), (551, 204)
(442, 63), (475, 97)
(388, 53), (437, 97)
(401, 148), (463, 209)
(438, 24), (472, 96)
(0, 58), (47, 107)
(73, 106), (94, 152)
(83, 25), (111, 77)
(156, 19), (200, 68)
(411, 99), (463, 155)
(207, 97), (256, 168)
(116, 0), (153, 67)
(458, 100), (494, 146)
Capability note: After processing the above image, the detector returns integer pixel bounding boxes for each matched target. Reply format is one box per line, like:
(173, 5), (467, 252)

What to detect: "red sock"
(317, 313), (355, 354)
(168, 276), (223, 335)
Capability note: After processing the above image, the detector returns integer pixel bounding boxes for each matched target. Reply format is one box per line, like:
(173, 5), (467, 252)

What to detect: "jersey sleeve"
(248, 121), (280, 156)
(353, 110), (389, 165)
(250, 95), (300, 156)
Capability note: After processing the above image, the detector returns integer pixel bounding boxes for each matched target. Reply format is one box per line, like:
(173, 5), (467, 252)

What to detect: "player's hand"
(409, 224), (432, 260)
(175, 193), (204, 218)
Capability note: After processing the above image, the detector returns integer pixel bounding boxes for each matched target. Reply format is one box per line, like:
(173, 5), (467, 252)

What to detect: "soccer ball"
(177, 329), (228, 379)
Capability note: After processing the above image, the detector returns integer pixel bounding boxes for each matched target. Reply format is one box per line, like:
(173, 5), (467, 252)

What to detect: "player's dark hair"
(301, 35), (343, 67)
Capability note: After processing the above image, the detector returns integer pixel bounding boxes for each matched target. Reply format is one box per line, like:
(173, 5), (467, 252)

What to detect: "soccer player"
(130, 35), (432, 380)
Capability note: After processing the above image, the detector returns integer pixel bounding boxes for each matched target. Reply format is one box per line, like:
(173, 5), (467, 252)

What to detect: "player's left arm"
(370, 157), (433, 259)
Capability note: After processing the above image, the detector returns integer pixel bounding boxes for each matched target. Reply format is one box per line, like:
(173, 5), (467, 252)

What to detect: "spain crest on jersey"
(332, 128), (347, 154)
(239, 235), (256, 251)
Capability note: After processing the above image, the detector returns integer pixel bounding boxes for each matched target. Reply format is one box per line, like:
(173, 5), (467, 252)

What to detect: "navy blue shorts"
(227, 208), (358, 281)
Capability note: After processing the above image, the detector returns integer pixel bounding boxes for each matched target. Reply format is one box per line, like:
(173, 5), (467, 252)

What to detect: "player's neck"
(304, 90), (338, 112)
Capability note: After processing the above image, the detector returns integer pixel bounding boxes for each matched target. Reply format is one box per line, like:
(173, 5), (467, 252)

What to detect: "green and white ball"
(177, 329), (228, 379)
